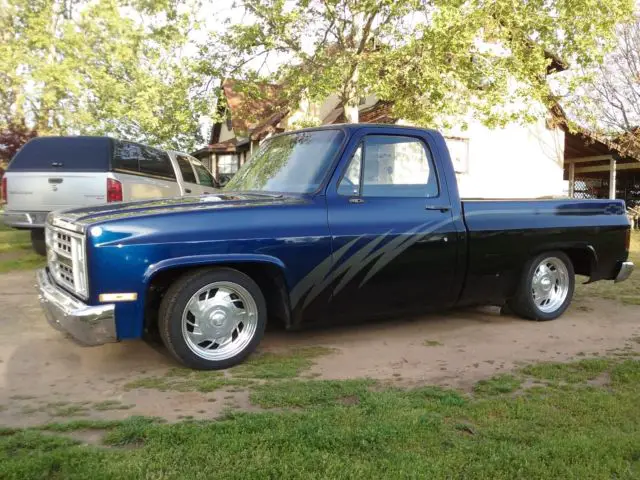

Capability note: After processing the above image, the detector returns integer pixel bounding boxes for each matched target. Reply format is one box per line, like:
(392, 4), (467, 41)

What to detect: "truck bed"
(458, 198), (630, 306)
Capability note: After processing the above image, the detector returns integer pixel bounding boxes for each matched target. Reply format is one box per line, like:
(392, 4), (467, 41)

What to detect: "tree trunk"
(345, 99), (359, 123)
(343, 63), (360, 123)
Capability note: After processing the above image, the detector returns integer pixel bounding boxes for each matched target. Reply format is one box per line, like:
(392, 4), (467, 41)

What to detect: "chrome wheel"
(531, 257), (570, 313)
(181, 281), (258, 361)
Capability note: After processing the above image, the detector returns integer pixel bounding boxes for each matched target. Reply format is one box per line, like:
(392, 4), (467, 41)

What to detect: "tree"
(566, 15), (640, 153)
(0, 122), (38, 164)
(0, 0), (219, 151)
(218, 0), (634, 127)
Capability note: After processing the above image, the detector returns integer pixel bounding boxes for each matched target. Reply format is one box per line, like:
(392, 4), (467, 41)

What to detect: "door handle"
(48, 178), (63, 184)
(184, 188), (192, 194)
(425, 205), (451, 212)
(349, 197), (365, 204)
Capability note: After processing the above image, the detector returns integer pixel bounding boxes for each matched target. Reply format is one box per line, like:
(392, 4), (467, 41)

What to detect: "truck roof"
(7, 136), (114, 172)
(268, 123), (441, 140)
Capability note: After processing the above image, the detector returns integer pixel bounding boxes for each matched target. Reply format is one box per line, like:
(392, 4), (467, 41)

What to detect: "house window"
(217, 154), (240, 175)
(444, 137), (469, 174)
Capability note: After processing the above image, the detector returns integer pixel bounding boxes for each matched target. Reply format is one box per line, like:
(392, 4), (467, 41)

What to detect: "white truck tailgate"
(6, 171), (108, 211)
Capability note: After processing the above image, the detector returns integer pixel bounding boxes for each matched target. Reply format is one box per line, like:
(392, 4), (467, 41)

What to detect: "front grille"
(47, 225), (87, 297)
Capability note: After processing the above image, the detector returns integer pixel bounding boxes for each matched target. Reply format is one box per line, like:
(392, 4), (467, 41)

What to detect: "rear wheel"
(30, 229), (46, 256)
(508, 251), (575, 321)
(158, 267), (267, 369)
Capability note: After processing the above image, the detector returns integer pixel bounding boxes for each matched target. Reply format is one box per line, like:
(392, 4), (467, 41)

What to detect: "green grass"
(0, 223), (45, 273)
(520, 358), (612, 384)
(48, 404), (90, 418)
(125, 347), (335, 393)
(473, 374), (523, 396)
(250, 379), (376, 408)
(423, 339), (444, 347)
(231, 346), (335, 379)
(2, 357), (639, 479)
(92, 400), (133, 412)
(124, 369), (252, 393)
(574, 231), (640, 305)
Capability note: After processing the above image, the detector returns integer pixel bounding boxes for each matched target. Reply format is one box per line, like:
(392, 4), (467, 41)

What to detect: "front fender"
(143, 253), (288, 285)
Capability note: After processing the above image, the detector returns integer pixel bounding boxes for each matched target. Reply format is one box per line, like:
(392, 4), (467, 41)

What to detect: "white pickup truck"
(2, 136), (219, 254)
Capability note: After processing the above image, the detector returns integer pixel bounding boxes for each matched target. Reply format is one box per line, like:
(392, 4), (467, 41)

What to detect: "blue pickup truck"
(37, 124), (634, 369)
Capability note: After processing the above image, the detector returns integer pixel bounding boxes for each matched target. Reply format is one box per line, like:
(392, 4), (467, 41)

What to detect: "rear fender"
(529, 243), (598, 283)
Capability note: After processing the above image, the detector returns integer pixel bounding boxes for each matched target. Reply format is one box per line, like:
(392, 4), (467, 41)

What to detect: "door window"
(191, 160), (216, 187)
(177, 155), (197, 183)
(338, 135), (438, 198)
(337, 144), (362, 196)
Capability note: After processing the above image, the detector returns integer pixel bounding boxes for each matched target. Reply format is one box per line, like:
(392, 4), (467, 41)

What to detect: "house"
(193, 69), (640, 202)
(191, 80), (289, 182)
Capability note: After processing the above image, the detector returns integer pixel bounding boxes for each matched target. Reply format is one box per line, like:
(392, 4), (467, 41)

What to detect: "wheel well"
(144, 263), (291, 335)
(561, 247), (595, 278)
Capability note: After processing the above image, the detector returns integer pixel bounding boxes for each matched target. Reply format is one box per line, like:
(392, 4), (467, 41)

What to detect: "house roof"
(249, 109), (289, 140)
(324, 101), (396, 125)
(551, 103), (640, 163)
(221, 79), (288, 137)
(191, 138), (251, 158)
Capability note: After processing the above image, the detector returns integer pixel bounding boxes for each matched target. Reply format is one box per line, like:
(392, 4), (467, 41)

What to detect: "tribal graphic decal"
(290, 220), (443, 309)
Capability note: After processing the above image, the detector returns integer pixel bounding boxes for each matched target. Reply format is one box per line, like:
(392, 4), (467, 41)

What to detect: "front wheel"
(158, 267), (267, 369)
(508, 251), (575, 321)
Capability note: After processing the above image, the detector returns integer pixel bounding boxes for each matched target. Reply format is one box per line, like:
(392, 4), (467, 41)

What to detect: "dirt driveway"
(1, 269), (639, 427)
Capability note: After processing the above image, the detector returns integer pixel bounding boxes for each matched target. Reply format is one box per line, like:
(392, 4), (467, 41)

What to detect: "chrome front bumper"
(3, 210), (48, 228)
(36, 268), (117, 346)
(615, 261), (635, 283)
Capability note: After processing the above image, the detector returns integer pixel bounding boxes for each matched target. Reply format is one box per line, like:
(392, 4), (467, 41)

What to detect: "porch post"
(609, 157), (617, 199)
(568, 161), (575, 198)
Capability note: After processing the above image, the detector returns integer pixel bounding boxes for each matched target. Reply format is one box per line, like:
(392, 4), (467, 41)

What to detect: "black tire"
(158, 267), (267, 370)
(30, 229), (46, 256)
(507, 251), (575, 321)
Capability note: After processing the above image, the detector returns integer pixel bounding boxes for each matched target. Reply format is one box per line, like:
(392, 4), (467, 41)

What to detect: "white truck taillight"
(106, 178), (123, 202)
(1, 176), (6, 203)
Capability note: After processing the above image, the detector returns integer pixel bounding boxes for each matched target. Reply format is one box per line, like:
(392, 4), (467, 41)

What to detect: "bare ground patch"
(0, 269), (639, 426)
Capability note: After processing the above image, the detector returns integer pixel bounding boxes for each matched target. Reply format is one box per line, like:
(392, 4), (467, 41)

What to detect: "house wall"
(295, 94), (566, 199)
(439, 118), (566, 199)
(218, 122), (236, 143)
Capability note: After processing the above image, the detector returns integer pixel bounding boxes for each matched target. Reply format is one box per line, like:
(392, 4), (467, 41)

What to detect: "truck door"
(174, 154), (204, 195)
(326, 129), (459, 319)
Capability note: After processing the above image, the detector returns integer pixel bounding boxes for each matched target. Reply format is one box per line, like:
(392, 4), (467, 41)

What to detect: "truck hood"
(51, 192), (306, 229)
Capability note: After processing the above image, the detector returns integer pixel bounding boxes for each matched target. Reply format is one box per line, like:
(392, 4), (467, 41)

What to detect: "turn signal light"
(107, 178), (123, 202)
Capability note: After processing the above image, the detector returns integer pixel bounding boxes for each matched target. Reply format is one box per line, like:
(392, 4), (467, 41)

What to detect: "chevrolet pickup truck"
(36, 124), (635, 369)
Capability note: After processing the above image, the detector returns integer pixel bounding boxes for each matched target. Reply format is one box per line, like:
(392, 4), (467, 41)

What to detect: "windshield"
(224, 129), (345, 193)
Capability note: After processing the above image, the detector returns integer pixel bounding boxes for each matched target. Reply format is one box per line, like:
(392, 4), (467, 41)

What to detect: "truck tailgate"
(5, 171), (108, 211)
